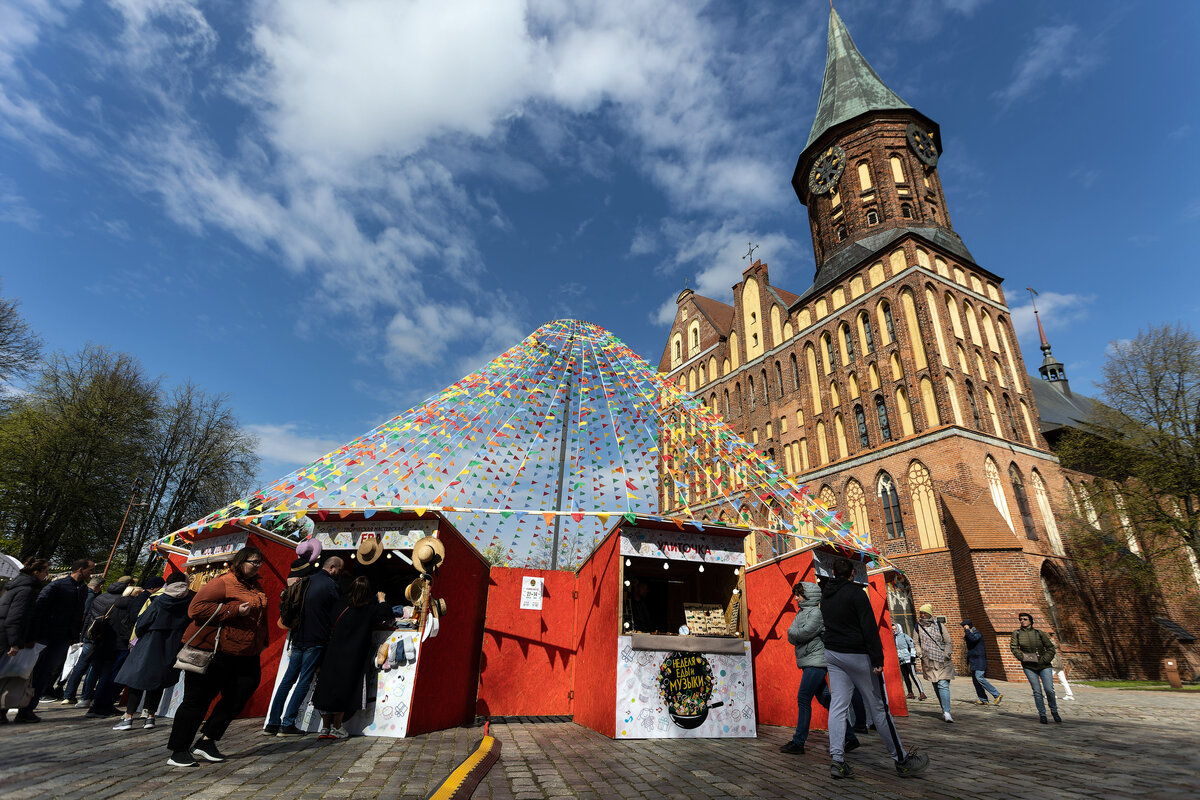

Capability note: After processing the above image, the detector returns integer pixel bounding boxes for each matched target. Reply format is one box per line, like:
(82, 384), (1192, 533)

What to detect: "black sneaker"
(1052, 712), (1062, 723)
(830, 761), (855, 779)
(262, 724), (280, 736)
(896, 751), (929, 777)
(168, 751), (199, 768)
(1039, 715), (1048, 724)
(844, 738), (861, 753)
(779, 741), (804, 754)
(192, 738), (226, 762)
(276, 724), (308, 737)
(14, 711), (41, 723)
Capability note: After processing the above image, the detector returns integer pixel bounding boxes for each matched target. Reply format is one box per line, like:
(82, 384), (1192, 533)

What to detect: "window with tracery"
(907, 461), (944, 549)
(1009, 464), (1037, 540)
(985, 456), (1013, 531)
(879, 473), (905, 539)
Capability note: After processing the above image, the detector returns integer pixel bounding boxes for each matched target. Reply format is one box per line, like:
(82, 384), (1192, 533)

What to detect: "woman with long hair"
(165, 547), (269, 767)
(311, 576), (391, 739)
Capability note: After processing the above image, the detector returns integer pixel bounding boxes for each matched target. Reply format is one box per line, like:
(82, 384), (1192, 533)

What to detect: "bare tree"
(0, 283), (41, 386)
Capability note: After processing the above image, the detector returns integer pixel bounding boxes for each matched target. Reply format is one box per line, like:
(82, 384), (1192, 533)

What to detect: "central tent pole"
(550, 335), (575, 571)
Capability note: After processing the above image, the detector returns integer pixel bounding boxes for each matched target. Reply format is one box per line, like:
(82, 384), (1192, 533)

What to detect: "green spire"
(804, 8), (911, 151)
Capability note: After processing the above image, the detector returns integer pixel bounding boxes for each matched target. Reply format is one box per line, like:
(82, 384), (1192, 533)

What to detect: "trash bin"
(1163, 658), (1182, 689)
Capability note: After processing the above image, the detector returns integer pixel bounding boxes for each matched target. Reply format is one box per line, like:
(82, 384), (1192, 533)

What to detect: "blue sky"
(2, 0), (1198, 488)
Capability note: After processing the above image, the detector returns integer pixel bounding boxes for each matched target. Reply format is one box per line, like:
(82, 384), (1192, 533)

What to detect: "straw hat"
(412, 536), (445, 574)
(405, 577), (427, 605)
(430, 597), (447, 618)
(357, 534), (383, 565)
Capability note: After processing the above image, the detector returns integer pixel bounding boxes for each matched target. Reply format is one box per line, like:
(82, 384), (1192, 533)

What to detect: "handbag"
(173, 604), (224, 674)
(0, 643), (45, 680)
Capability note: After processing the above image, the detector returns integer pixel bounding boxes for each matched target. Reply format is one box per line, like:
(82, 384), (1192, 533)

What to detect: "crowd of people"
(781, 557), (1069, 780)
(0, 548), (399, 769)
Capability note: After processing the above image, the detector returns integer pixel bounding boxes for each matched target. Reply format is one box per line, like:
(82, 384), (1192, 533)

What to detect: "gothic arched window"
(790, 352), (800, 391)
(774, 361), (784, 398)
(866, 209), (880, 226)
(747, 376), (756, 411)
(879, 472), (905, 539)
(985, 456), (1013, 531)
(855, 404), (869, 448)
(1009, 464), (1038, 541)
(840, 323), (856, 363)
(858, 311), (875, 354)
(876, 395), (892, 442)
(965, 381), (982, 429)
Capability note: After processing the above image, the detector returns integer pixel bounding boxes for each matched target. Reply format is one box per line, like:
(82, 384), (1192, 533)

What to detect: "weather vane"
(743, 242), (759, 264)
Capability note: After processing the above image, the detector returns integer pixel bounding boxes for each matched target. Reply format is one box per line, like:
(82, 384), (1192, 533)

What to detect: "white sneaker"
(144, 717), (156, 729)
(330, 727), (349, 739)
(112, 718), (134, 731)
(943, 712), (954, 723)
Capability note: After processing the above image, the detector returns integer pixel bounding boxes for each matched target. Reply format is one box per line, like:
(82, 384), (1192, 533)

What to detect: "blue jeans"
(932, 678), (951, 714)
(791, 666), (859, 748)
(1022, 666), (1058, 716)
(971, 669), (1000, 701)
(268, 644), (323, 727)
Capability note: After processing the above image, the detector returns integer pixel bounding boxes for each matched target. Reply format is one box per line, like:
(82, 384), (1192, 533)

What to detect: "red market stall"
(745, 543), (906, 732)
(160, 510), (490, 737)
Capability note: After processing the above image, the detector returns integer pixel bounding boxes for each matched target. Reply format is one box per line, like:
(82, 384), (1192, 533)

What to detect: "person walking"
(81, 579), (134, 718)
(265, 556), (344, 737)
(61, 577), (106, 707)
(1010, 612), (1061, 724)
(892, 623), (926, 701)
(779, 582), (860, 756)
(0, 558), (51, 724)
(820, 557), (928, 780)
(311, 577), (392, 740)
(961, 620), (1002, 706)
(111, 572), (192, 731)
(17, 559), (93, 722)
(166, 547), (269, 767)
(1051, 650), (1075, 700)
(913, 604), (955, 723)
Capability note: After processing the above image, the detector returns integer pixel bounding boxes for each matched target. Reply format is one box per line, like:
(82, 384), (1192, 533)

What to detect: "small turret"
(1031, 291), (1070, 394)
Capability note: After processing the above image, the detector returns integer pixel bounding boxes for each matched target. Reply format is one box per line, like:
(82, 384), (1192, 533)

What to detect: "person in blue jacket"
(962, 620), (1002, 705)
(891, 623), (926, 701)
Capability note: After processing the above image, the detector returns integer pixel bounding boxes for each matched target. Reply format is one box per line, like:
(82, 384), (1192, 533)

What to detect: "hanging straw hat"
(357, 534), (383, 565)
(430, 597), (447, 618)
(412, 536), (445, 574)
(405, 577), (427, 605)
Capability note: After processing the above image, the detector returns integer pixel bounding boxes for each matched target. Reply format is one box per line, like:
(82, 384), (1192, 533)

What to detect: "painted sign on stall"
(185, 532), (247, 564)
(614, 637), (755, 739)
(619, 527), (745, 565)
(520, 576), (544, 610)
(314, 520), (438, 551)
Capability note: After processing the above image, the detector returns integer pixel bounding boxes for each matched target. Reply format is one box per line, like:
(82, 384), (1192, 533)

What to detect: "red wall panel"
(571, 533), (619, 737)
(407, 523), (491, 736)
(476, 566), (576, 717)
(242, 532), (293, 718)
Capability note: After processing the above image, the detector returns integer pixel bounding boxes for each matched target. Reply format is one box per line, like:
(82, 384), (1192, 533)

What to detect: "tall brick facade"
(657, 9), (1200, 681)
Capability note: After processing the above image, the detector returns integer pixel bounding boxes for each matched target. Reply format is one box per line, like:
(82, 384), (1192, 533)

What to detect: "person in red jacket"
(165, 547), (269, 768)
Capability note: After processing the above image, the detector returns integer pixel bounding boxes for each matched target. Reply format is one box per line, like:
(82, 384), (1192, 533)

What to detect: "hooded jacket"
(819, 577), (884, 668)
(786, 583), (826, 669)
(893, 624), (916, 664)
(963, 625), (988, 672)
(115, 581), (193, 691)
(0, 573), (42, 651)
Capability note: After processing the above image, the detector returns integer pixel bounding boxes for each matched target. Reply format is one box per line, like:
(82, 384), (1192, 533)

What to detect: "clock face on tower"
(906, 123), (938, 167)
(807, 145), (846, 195)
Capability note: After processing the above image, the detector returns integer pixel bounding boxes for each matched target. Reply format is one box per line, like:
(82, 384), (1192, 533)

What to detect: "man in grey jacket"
(779, 582), (860, 755)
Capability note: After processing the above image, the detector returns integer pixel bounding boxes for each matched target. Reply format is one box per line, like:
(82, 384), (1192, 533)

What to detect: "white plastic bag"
(0, 643), (46, 680)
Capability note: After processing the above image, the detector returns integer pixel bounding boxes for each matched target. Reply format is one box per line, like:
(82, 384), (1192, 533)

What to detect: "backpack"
(85, 604), (115, 642)
(278, 577), (309, 630)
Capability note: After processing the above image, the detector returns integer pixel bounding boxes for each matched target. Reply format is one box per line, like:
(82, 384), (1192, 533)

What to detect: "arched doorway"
(1039, 561), (1077, 644)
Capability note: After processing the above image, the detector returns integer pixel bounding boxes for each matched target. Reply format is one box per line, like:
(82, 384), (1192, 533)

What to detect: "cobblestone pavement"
(2, 679), (1198, 800)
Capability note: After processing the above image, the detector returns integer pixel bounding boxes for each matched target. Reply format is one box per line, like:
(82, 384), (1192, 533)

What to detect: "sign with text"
(619, 527), (745, 565)
(520, 576), (544, 610)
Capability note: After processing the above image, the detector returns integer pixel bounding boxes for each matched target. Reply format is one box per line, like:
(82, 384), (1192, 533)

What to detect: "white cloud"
(651, 221), (800, 324)
(1008, 291), (1094, 339)
(993, 24), (1101, 110)
(244, 423), (343, 468)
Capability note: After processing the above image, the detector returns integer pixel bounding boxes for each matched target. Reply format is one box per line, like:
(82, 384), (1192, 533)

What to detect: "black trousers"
(166, 653), (261, 752)
(127, 687), (165, 716)
(899, 661), (923, 695)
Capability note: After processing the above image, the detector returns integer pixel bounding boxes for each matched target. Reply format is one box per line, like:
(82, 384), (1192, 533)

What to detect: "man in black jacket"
(17, 559), (93, 722)
(821, 557), (928, 780)
(265, 556), (343, 736)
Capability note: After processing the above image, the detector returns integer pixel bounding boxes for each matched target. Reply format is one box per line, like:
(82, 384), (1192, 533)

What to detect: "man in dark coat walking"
(265, 556), (343, 736)
(18, 559), (93, 721)
(962, 620), (1001, 705)
(821, 557), (929, 780)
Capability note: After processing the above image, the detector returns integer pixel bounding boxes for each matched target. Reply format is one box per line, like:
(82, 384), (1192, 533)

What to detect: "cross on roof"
(743, 242), (759, 263)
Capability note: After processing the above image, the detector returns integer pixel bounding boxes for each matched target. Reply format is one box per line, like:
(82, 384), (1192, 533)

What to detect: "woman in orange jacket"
(166, 547), (269, 768)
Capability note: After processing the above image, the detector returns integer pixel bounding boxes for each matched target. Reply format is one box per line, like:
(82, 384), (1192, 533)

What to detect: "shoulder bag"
(173, 603), (224, 674)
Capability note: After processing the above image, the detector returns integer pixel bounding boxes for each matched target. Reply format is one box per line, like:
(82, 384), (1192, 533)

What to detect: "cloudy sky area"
(2, 0), (1197, 483)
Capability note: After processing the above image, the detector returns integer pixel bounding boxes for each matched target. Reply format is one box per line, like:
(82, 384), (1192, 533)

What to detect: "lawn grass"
(1078, 679), (1200, 691)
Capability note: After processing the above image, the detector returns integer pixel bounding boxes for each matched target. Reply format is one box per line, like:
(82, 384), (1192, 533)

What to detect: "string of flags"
(154, 320), (889, 571)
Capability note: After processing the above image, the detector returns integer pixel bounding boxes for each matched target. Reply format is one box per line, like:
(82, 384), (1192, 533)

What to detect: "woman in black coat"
(111, 573), (193, 731)
(0, 559), (50, 724)
(311, 577), (391, 739)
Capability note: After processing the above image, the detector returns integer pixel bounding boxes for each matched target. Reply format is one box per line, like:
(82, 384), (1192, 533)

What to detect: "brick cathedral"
(657, 9), (1200, 681)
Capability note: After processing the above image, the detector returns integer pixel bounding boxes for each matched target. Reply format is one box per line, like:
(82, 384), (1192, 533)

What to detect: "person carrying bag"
(165, 547), (269, 768)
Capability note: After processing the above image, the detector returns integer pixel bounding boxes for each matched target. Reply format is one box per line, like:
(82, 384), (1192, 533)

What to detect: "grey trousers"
(826, 649), (907, 763)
